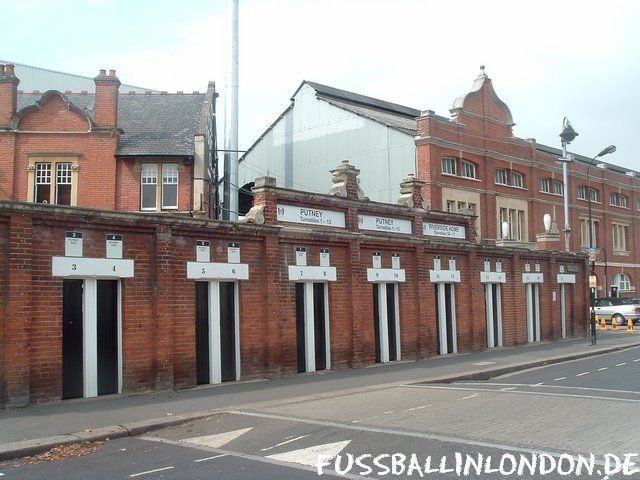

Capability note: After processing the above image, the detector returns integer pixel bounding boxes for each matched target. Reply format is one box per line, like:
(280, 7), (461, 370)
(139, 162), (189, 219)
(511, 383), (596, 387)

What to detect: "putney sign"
(277, 204), (345, 228)
(359, 214), (412, 234)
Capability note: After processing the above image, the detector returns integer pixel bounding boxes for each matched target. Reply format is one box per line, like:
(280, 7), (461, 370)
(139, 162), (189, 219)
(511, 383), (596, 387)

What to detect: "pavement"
(1, 330), (639, 462)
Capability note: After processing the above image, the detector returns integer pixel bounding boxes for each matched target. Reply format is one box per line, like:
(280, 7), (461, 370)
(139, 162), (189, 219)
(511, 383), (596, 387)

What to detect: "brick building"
(237, 68), (639, 297)
(0, 160), (587, 406)
(0, 64), (217, 217)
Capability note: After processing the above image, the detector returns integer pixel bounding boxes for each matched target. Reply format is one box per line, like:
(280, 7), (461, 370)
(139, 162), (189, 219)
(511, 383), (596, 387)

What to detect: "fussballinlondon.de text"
(316, 452), (640, 477)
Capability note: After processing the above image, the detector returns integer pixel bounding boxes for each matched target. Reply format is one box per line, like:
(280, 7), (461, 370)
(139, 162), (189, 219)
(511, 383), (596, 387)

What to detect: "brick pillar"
(397, 174), (427, 210)
(5, 214), (32, 406)
(329, 161), (367, 200)
(346, 205), (365, 367)
(154, 225), (174, 390)
(94, 69), (120, 129)
(0, 64), (19, 127)
(246, 176), (276, 225)
(467, 250), (484, 351)
(264, 233), (282, 375)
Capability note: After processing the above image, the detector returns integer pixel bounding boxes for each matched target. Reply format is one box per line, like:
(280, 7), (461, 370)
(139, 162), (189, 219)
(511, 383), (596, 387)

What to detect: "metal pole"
(587, 157), (596, 345)
(562, 141), (571, 252)
(224, 0), (239, 221)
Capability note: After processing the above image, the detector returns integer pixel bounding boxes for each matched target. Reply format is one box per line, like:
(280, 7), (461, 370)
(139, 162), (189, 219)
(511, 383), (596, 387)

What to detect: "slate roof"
(16, 92), (207, 156)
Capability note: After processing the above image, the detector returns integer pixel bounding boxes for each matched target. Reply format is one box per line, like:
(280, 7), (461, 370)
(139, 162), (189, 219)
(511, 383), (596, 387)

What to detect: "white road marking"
(576, 372), (590, 377)
(266, 440), (351, 467)
(129, 466), (174, 477)
(415, 405), (429, 409)
(460, 394), (479, 400)
(181, 427), (252, 449)
(227, 411), (610, 467)
(633, 359), (640, 362)
(383, 410), (393, 414)
(194, 453), (228, 463)
(142, 436), (364, 480)
(598, 367), (608, 371)
(402, 384), (640, 404)
(472, 361), (497, 366)
(532, 382), (544, 387)
(500, 387), (516, 391)
(554, 377), (567, 381)
(616, 363), (627, 367)
(261, 435), (309, 451)
(454, 382), (640, 396)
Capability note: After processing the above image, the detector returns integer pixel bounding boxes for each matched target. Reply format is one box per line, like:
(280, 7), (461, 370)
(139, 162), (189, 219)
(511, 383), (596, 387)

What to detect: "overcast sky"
(4, 0), (640, 171)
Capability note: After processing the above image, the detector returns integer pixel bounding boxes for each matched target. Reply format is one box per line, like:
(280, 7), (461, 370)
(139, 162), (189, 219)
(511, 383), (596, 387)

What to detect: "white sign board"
(367, 268), (406, 283)
(295, 248), (307, 266)
(65, 231), (83, 257)
(557, 274), (576, 284)
(187, 262), (249, 281)
(429, 269), (461, 283)
(227, 243), (240, 264)
(423, 222), (466, 239)
(480, 271), (507, 283)
(391, 254), (400, 270)
(319, 249), (330, 267)
(523, 273), (544, 284)
(196, 241), (210, 263)
(106, 234), (123, 259)
(288, 265), (337, 282)
(358, 214), (412, 234)
(372, 253), (382, 269)
(277, 204), (345, 228)
(52, 257), (134, 278)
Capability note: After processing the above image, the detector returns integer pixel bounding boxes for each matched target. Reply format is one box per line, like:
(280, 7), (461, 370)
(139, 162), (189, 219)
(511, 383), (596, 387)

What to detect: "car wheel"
(612, 314), (625, 326)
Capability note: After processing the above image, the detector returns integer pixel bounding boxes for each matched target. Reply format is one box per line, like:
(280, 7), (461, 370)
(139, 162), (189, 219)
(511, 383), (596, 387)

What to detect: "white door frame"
(437, 283), (457, 355)
(301, 281), (331, 373)
(526, 283), (541, 342)
(207, 280), (241, 384)
(485, 283), (503, 348)
(81, 278), (123, 398)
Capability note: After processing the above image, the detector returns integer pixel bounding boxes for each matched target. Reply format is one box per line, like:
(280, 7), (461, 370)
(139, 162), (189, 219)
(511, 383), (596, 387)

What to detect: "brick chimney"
(93, 68), (121, 128)
(0, 64), (20, 127)
(397, 173), (427, 209)
(328, 160), (368, 200)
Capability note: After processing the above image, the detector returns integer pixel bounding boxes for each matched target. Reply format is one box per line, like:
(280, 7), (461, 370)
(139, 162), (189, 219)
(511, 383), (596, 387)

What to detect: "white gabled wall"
(239, 84), (415, 204)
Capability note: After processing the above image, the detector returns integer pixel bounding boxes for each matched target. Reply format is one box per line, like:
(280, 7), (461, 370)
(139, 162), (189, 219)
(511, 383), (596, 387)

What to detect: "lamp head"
(543, 213), (552, 233)
(501, 221), (510, 239)
(596, 145), (616, 158)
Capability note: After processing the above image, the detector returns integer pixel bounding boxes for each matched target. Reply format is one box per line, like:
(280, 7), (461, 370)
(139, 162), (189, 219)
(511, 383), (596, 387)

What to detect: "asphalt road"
(2, 347), (639, 479)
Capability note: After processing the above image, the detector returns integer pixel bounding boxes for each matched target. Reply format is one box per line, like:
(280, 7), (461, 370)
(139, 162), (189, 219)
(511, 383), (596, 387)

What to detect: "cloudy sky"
(4, 0), (639, 170)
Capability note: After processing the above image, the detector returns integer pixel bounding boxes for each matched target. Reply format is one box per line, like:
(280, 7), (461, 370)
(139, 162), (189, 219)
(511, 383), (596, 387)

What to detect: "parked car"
(592, 297), (640, 326)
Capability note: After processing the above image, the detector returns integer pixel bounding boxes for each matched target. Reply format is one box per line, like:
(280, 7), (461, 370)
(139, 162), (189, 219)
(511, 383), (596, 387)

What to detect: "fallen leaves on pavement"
(1, 441), (105, 468)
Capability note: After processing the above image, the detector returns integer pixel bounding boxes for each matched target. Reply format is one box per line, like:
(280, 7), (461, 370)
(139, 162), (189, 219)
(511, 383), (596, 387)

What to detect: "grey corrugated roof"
(323, 98), (417, 135)
(16, 92), (206, 156)
(536, 144), (639, 177)
(2, 60), (156, 93)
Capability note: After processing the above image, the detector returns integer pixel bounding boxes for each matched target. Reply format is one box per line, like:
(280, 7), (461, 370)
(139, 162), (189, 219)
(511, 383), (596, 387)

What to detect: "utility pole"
(223, 0), (239, 220)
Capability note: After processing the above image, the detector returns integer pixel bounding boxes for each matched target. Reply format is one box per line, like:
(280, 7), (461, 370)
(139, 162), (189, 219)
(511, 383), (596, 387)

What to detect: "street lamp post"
(559, 118), (579, 252)
(586, 145), (617, 346)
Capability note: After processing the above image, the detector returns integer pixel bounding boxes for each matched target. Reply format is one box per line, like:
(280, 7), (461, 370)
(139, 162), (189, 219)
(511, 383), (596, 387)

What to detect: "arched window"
(613, 273), (632, 292)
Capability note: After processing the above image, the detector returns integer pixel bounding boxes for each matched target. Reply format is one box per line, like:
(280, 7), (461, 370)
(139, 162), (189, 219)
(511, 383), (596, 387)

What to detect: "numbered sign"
(196, 240), (210, 263)
(366, 268), (406, 282)
(186, 262), (249, 280)
(227, 242), (240, 264)
(52, 257), (134, 278)
(319, 248), (330, 267)
(391, 253), (400, 270)
(372, 252), (382, 269)
(295, 246), (307, 266)
(65, 231), (83, 257)
(106, 234), (123, 259)
(288, 265), (337, 282)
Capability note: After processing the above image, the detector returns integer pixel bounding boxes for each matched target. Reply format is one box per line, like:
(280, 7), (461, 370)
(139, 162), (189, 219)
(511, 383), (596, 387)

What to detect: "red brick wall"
(0, 187), (589, 406)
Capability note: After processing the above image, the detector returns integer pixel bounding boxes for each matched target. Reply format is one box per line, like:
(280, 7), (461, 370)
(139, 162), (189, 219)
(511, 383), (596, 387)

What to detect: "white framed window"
(580, 218), (598, 248)
(460, 160), (477, 179)
(619, 194), (628, 208)
(540, 178), (550, 193)
(499, 207), (524, 241)
(35, 163), (52, 204)
(578, 185), (597, 201)
(613, 273), (632, 292)
(637, 199), (640, 211)
(141, 164), (158, 210)
(511, 171), (524, 188)
(495, 169), (508, 185)
(612, 223), (628, 252)
(610, 192), (618, 206)
(162, 164), (179, 209)
(446, 200), (455, 213)
(33, 161), (74, 206)
(552, 180), (564, 195)
(442, 157), (457, 176)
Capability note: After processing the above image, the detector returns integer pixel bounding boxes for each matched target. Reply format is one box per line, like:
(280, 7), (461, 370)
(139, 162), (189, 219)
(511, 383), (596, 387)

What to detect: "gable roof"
(16, 91), (209, 156)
